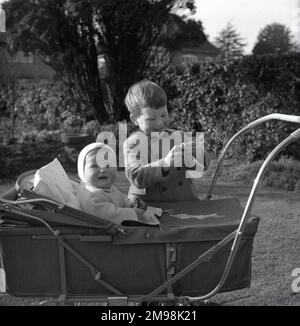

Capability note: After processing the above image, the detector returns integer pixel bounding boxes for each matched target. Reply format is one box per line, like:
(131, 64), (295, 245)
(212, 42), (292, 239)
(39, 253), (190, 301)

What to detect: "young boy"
(123, 80), (211, 202)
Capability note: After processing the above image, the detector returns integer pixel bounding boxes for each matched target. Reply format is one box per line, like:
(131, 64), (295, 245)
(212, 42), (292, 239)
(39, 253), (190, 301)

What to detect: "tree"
(214, 22), (247, 61)
(160, 16), (207, 51)
(4, 0), (195, 123)
(5, 0), (108, 123)
(252, 23), (294, 55)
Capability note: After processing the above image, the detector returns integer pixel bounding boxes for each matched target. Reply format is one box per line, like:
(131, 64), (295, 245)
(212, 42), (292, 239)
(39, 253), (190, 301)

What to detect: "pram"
(0, 113), (299, 306)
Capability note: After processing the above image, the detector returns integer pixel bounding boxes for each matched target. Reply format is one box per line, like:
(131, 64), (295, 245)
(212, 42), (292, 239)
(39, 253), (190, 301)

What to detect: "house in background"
(170, 40), (220, 66)
(0, 5), (220, 80)
(0, 31), (56, 80)
(162, 14), (220, 67)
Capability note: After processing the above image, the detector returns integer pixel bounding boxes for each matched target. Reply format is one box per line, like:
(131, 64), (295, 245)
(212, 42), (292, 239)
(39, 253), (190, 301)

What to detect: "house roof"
(197, 41), (220, 54)
(180, 41), (220, 55)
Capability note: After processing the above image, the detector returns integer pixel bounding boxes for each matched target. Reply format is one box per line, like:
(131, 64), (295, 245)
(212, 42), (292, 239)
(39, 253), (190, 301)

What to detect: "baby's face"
(132, 105), (169, 135)
(84, 150), (117, 189)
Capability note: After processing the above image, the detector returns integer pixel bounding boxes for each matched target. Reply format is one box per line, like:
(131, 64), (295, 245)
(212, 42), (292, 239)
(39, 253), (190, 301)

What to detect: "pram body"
(0, 197), (258, 302)
(0, 114), (299, 305)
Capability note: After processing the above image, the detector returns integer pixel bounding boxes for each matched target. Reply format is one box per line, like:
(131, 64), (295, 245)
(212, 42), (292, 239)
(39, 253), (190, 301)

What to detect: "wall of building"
(171, 49), (219, 66)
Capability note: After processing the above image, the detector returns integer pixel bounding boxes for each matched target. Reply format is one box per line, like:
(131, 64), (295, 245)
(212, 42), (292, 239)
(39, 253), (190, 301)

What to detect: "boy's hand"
(161, 145), (183, 168)
(180, 141), (205, 170)
(180, 141), (200, 158)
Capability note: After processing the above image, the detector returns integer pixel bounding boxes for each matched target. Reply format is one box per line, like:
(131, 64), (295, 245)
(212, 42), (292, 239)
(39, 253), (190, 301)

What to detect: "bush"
(81, 120), (101, 138)
(152, 53), (300, 161)
(19, 130), (61, 143)
(0, 141), (68, 180)
(233, 157), (300, 192)
(0, 79), (93, 143)
(1, 54), (299, 163)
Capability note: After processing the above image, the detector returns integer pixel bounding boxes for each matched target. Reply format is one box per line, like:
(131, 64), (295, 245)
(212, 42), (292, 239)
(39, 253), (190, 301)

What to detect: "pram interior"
(0, 171), (259, 304)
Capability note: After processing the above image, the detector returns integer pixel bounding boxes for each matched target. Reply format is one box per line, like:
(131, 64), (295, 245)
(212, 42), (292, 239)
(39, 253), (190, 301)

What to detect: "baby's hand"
(134, 207), (146, 219)
(139, 213), (160, 225)
(135, 198), (147, 210)
(130, 197), (147, 210)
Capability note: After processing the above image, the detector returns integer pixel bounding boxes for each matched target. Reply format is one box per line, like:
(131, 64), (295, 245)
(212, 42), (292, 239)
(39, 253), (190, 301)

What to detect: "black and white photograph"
(0, 0), (299, 309)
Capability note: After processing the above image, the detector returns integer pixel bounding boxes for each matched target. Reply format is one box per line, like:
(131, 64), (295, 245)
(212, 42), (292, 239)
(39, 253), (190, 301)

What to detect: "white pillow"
(33, 158), (81, 210)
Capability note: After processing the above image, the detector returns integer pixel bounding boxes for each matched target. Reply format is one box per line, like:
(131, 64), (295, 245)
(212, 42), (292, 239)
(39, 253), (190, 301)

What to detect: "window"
(181, 54), (198, 65)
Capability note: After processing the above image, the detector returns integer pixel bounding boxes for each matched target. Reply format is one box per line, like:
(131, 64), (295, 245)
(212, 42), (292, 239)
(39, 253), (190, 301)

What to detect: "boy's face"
(84, 150), (117, 189)
(131, 105), (169, 135)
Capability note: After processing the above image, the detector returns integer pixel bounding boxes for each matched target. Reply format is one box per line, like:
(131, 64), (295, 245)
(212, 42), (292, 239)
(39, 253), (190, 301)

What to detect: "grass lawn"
(0, 172), (299, 306)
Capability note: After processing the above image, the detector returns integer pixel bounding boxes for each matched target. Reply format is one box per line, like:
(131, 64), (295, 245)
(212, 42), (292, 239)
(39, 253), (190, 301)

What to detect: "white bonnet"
(77, 142), (117, 183)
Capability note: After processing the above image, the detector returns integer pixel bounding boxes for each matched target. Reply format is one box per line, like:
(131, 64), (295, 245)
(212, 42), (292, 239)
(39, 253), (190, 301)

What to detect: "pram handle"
(0, 187), (18, 201)
(1, 197), (65, 210)
(181, 125), (300, 304)
(207, 113), (300, 199)
(247, 113), (300, 126)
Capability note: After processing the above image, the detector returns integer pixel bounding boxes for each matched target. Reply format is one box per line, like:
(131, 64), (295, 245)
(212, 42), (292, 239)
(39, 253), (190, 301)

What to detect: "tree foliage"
(214, 22), (247, 61)
(160, 16), (207, 51)
(4, 0), (195, 123)
(252, 23), (294, 55)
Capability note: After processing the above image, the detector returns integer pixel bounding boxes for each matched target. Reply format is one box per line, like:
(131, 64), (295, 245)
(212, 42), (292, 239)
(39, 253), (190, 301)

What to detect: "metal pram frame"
(0, 113), (299, 306)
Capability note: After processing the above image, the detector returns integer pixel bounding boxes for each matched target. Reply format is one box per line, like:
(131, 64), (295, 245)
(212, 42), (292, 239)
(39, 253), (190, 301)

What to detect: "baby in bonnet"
(76, 143), (161, 225)
(33, 143), (160, 226)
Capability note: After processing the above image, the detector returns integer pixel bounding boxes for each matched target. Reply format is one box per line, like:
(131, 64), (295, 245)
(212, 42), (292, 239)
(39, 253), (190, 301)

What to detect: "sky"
(194, 0), (299, 53)
(0, 0), (299, 53)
